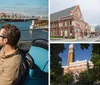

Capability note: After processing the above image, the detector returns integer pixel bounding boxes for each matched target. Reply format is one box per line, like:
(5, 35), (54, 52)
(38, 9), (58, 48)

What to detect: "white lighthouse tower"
(30, 20), (35, 30)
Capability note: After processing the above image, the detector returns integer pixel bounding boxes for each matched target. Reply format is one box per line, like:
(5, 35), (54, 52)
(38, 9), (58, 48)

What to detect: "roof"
(50, 5), (77, 22)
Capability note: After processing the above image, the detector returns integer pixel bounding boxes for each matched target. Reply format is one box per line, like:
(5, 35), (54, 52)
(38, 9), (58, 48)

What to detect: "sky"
(50, 0), (100, 26)
(59, 44), (92, 66)
(0, 0), (48, 16)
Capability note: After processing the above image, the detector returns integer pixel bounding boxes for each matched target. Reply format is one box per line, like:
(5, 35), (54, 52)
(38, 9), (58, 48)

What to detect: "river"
(0, 20), (48, 41)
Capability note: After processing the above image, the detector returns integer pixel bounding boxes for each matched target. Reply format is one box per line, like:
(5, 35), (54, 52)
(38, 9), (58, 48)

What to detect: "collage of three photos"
(0, 0), (100, 85)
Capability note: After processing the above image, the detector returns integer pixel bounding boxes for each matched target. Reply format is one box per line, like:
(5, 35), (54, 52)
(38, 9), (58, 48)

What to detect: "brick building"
(50, 5), (90, 39)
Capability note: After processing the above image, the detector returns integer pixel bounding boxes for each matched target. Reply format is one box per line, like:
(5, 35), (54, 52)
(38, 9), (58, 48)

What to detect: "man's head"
(0, 24), (21, 47)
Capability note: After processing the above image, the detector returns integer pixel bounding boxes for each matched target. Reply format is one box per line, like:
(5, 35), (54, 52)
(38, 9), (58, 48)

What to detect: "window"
(72, 21), (75, 26)
(63, 22), (65, 26)
(65, 22), (67, 26)
(59, 22), (63, 27)
(70, 21), (72, 25)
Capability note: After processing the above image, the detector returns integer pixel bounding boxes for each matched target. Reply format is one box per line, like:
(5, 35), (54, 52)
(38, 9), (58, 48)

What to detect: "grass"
(51, 36), (75, 39)
(50, 36), (64, 38)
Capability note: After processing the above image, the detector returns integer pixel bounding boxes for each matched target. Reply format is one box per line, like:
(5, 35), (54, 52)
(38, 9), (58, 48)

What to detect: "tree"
(78, 44), (100, 84)
(63, 73), (74, 84)
(91, 44), (100, 81)
(50, 44), (65, 85)
(80, 44), (90, 50)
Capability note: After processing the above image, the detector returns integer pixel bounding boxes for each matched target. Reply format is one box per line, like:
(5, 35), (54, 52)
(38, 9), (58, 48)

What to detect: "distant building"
(50, 5), (90, 39)
(30, 16), (48, 30)
(34, 16), (48, 28)
(62, 44), (94, 75)
(95, 25), (100, 36)
(89, 25), (96, 37)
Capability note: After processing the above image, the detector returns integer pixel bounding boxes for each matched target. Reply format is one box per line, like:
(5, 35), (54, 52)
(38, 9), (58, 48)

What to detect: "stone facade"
(62, 44), (94, 75)
(63, 60), (94, 75)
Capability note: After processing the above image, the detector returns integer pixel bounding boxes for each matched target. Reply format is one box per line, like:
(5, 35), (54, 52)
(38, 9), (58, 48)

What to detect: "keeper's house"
(50, 5), (90, 39)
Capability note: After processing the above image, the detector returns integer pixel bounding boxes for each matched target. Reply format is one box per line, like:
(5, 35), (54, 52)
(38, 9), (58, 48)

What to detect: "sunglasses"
(0, 35), (7, 38)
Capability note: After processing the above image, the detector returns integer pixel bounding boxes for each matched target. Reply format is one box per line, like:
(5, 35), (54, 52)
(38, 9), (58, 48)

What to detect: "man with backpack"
(0, 24), (26, 85)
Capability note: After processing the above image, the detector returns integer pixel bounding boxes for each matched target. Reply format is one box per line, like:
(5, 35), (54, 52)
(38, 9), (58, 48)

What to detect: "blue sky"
(0, 0), (48, 16)
(59, 44), (92, 66)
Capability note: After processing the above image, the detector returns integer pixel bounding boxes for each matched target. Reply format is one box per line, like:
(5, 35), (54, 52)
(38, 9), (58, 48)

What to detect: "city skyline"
(59, 44), (92, 66)
(50, 0), (100, 26)
(0, 0), (48, 16)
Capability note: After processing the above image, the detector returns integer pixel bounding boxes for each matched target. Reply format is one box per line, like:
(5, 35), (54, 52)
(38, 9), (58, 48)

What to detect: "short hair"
(1, 24), (21, 46)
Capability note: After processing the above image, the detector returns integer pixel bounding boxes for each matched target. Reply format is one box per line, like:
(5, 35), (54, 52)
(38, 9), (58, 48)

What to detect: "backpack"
(15, 49), (35, 85)
(16, 39), (48, 85)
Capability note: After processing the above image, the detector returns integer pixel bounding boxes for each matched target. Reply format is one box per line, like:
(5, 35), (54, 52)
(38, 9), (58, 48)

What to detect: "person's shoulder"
(10, 53), (22, 67)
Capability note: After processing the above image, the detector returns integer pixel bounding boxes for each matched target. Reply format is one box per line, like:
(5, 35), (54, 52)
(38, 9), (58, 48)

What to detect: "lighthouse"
(30, 20), (35, 30)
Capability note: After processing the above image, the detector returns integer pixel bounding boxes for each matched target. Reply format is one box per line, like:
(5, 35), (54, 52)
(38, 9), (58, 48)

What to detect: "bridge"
(0, 17), (37, 21)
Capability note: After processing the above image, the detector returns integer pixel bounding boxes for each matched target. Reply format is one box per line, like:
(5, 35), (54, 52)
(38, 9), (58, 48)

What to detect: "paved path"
(50, 35), (100, 42)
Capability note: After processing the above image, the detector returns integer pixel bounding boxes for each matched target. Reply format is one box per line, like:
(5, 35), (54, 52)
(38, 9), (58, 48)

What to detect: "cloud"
(22, 9), (48, 16)
(14, 3), (26, 6)
(31, 6), (41, 10)
(3, 7), (48, 16)
(74, 0), (100, 25)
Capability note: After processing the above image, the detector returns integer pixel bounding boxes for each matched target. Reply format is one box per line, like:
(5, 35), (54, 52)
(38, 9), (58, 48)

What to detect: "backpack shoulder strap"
(15, 49), (35, 85)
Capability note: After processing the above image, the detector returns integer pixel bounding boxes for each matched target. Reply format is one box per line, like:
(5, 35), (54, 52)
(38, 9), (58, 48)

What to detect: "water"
(0, 20), (48, 41)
